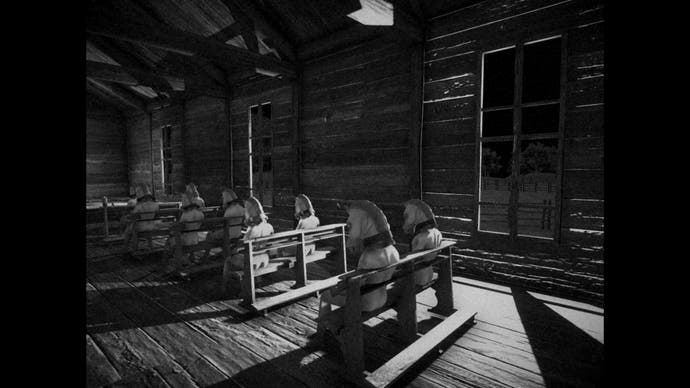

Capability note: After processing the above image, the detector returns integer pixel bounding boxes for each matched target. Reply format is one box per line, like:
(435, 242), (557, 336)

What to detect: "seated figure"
(319, 200), (400, 315)
(280, 194), (321, 257)
(186, 183), (205, 209)
(228, 196), (274, 270)
(122, 183), (161, 251)
(402, 199), (442, 285)
(166, 189), (205, 268)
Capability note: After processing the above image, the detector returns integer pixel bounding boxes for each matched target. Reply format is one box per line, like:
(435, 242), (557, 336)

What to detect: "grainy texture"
(421, 0), (604, 304)
(86, 97), (129, 199)
(86, 241), (604, 388)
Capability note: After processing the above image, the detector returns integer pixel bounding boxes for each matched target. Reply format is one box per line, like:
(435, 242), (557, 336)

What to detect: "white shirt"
(357, 244), (400, 311)
(132, 201), (160, 231)
(178, 208), (205, 246)
(410, 227), (443, 285)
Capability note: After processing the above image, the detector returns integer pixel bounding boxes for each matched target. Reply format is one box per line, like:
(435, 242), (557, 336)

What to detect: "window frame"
(160, 125), (174, 196)
(248, 101), (274, 209)
(475, 33), (568, 243)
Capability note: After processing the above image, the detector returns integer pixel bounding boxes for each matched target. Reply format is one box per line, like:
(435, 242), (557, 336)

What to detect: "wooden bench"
(168, 215), (245, 277)
(313, 239), (477, 387)
(229, 223), (348, 311)
(125, 206), (220, 254)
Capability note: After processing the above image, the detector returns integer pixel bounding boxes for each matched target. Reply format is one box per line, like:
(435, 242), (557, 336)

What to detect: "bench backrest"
(244, 223), (347, 256)
(129, 206), (221, 223)
(171, 215), (245, 234)
(333, 239), (456, 294)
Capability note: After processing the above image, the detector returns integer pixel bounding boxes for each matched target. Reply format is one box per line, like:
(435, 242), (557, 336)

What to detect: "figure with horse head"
(318, 200), (400, 315)
(402, 199), (443, 285)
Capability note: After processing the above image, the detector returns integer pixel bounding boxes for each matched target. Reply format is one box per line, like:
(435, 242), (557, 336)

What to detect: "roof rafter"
(86, 60), (185, 92)
(86, 78), (146, 112)
(220, 0), (296, 62)
(87, 11), (295, 79)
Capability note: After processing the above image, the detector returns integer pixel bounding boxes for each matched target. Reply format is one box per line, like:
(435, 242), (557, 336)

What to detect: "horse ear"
(336, 201), (349, 210)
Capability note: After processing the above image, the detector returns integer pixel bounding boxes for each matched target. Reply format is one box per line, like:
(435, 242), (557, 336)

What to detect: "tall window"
(248, 102), (273, 208)
(478, 36), (563, 240)
(161, 125), (173, 195)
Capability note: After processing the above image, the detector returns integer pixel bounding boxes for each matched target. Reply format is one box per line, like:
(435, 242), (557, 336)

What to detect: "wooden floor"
(86, 240), (604, 388)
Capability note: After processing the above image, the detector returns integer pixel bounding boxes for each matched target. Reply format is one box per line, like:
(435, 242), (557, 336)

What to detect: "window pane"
(479, 204), (510, 234)
(261, 103), (271, 120)
(482, 109), (513, 137)
(517, 206), (554, 238)
(523, 37), (561, 103)
(250, 106), (259, 116)
(522, 104), (560, 134)
(262, 156), (272, 172)
(483, 48), (515, 108)
(517, 139), (558, 238)
(262, 136), (272, 152)
(480, 141), (512, 204)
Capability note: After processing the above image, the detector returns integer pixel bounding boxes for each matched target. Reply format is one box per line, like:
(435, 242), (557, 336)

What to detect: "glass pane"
(482, 109), (513, 137)
(479, 204), (510, 234)
(262, 136), (272, 152)
(261, 103), (271, 120)
(262, 156), (272, 172)
(522, 104), (560, 134)
(480, 141), (513, 204)
(483, 48), (515, 108)
(523, 37), (561, 103)
(250, 106), (259, 116)
(164, 160), (172, 173)
(517, 139), (558, 238)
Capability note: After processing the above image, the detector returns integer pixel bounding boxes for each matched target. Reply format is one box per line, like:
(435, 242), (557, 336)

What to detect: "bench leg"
(429, 248), (457, 316)
(341, 280), (365, 378)
(294, 235), (307, 288)
(241, 250), (256, 306)
(335, 226), (347, 274)
(395, 270), (418, 343)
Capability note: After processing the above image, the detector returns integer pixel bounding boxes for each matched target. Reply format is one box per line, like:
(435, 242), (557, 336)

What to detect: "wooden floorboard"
(86, 243), (603, 388)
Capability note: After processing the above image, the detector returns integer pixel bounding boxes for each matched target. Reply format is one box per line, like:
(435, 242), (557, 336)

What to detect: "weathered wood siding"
(300, 38), (415, 238)
(423, 0), (604, 304)
(230, 79), (296, 230)
(184, 95), (230, 205)
(86, 99), (129, 199)
(151, 104), (185, 200)
(125, 110), (152, 194)
(125, 96), (226, 204)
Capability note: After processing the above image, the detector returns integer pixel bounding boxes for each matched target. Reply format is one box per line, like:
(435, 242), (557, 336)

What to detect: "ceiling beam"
(86, 60), (185, 91)
(297, 25), (387, 62)
(221, 0), (296, 62)
(87, 11), (296, 78)
(87, 78), (146, 112)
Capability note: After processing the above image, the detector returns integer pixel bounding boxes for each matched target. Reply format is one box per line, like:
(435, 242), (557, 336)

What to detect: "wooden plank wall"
(125, 110), (153, 194)
(423, 0), (604, 304)
(300, 37), (415, 239)
(184, 95), (230, 205)
(230, 79), (296, 231)
(86, 97), (129, 199)
(151, 104), (185, 200)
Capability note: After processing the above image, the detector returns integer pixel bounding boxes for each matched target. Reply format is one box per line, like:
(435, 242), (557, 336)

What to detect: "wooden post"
(395, 265), (418, 343)
(335, 225), (347, 274)
(408, 43), (423, 200)
(342, 278), (365, 379)
(102, 196), (109, 238)
(241, 241), (256, 306)
(294, 232), (307, 288)
(429, 246), (456, 316)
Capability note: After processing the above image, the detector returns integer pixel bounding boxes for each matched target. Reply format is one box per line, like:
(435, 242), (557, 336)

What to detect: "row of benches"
(121, 207), (477, 387)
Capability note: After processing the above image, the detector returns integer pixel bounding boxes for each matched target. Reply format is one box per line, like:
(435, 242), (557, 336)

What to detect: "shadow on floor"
(511, 287), (603, 388)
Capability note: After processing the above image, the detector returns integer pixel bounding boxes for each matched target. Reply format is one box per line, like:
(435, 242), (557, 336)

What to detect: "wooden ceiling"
(86, 0), (482, 112)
